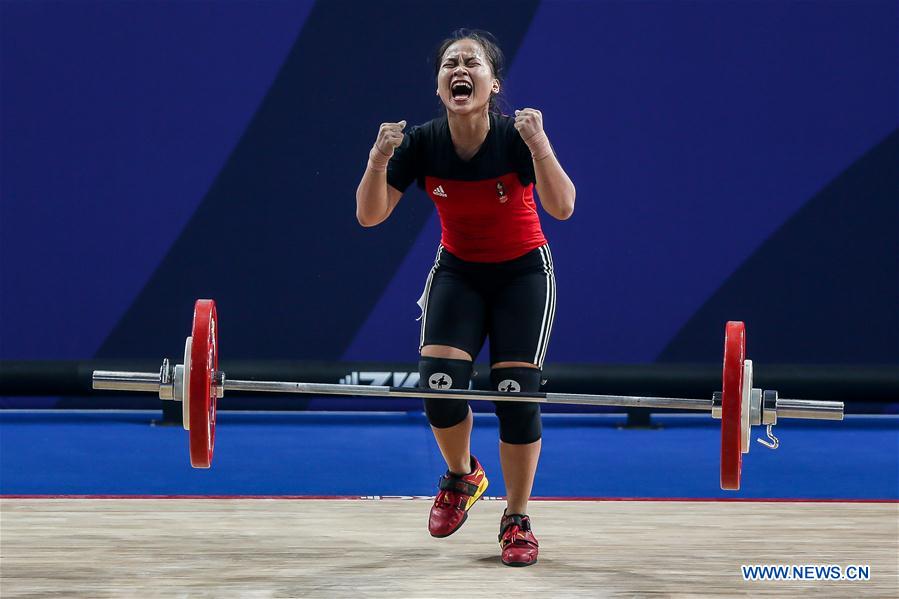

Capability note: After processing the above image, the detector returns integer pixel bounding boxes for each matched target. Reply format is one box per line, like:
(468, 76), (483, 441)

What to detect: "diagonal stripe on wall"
(0, 1), (314, 360)
(97, 2), (541, 361)
(658, 130), (899, 364)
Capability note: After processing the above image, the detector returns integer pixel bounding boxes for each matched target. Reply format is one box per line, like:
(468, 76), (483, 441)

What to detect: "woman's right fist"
(374, 120), (406, 157)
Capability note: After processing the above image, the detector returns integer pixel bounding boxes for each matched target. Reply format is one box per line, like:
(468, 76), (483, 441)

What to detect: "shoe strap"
(499, 513), (535, 544)
(438, 475), (480, 497)
(434, 489), (467, 509)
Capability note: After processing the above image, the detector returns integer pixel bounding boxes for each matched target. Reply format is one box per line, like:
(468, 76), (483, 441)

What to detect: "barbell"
(92, 299), (844, 490)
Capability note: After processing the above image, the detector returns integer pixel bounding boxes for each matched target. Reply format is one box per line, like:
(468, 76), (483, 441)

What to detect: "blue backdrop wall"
(2, 0), (897, 367)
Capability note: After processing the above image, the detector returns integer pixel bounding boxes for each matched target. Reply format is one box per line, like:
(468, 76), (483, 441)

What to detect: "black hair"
(433, 29), (506, 114)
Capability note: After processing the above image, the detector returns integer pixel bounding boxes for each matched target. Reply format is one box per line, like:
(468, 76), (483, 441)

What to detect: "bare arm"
(355, 120), (406, 227)
(356, 167), (404, 227)
(514, 109), (576, 220)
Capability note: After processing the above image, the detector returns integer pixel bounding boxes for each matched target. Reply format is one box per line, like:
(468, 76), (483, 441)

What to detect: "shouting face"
(436, 39), (500, 116)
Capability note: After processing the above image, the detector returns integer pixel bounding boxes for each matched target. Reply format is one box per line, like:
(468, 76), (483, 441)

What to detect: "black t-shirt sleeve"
(386, 125), (422, 192)
(509, 123), (537, 186)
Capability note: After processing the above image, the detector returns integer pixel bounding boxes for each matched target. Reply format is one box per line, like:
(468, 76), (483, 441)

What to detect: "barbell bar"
(91, 299), (844, 490)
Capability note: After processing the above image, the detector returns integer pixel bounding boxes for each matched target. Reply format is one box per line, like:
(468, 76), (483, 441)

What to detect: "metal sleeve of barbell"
(776, 398), (844, 421)
(223, 379), (714, 410)
(92, 370), (160, 393)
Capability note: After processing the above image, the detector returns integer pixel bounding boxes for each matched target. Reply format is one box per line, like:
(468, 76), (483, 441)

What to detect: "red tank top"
(424, 173), (546, 262)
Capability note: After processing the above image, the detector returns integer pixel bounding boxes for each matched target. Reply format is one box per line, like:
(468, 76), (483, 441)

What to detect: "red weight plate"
(189, 299), (218, 468)
(720, 321), (745, 490)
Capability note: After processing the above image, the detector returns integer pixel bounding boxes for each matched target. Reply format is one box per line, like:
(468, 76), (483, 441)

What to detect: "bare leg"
(499, 439), (541, 514)
(432, 409), (473, 474)
(422, 344), (473, 474)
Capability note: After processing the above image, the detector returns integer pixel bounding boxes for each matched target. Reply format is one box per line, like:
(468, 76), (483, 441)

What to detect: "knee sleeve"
(491, 367), (543, 444)
(419, 356), (472, 428)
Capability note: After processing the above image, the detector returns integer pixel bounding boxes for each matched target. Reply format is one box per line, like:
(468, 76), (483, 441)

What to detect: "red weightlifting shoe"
(499, 511), (539, 567)
(428, 456), (489, 538)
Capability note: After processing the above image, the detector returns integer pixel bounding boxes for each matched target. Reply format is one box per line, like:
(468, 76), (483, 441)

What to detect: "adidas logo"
(432, 185), (447, 197)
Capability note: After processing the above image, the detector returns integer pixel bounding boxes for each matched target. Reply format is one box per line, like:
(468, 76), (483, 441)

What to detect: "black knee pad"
(419, 356), (472, 428)
(491, 367), (542, 444)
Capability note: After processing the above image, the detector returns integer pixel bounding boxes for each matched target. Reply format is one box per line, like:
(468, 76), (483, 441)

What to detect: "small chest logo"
(496, 181), (508, 203)
(432, 185), (447, 198)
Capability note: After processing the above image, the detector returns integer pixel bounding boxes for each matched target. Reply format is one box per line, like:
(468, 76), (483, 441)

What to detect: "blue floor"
(0, 411), (896, 499)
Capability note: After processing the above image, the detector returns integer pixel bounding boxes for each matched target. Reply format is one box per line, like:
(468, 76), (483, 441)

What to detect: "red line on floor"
(2, 495), (897, 503)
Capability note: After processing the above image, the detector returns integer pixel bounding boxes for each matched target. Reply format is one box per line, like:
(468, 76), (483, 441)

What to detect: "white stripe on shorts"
(534, 245), (556, 368)
(418, 244), (444, 350)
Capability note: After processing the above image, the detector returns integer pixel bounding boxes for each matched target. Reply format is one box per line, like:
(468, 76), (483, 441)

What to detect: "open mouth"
(451, 80), (473, 101)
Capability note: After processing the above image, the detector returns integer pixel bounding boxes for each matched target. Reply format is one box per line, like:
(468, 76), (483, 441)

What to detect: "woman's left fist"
(514, 108), (544, 143)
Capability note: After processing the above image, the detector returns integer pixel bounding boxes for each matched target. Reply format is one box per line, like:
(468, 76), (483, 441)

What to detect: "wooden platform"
(1, 499), (896, 597)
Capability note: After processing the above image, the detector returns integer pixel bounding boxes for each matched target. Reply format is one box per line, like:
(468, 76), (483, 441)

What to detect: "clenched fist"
(514, 109), (543, 142)
(368, 120), (406, 172)
(514, 109), (552, 161)
(374, 120), (407, 158)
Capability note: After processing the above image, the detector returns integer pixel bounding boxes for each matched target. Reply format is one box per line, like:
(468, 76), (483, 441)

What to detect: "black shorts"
(418, 244), (557, 367)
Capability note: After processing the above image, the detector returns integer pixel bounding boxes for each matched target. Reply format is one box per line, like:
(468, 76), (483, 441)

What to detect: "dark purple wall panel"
(346, 0), (898, 363)
(1, 0), (314, 358)
(2, 1), (896, 368)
